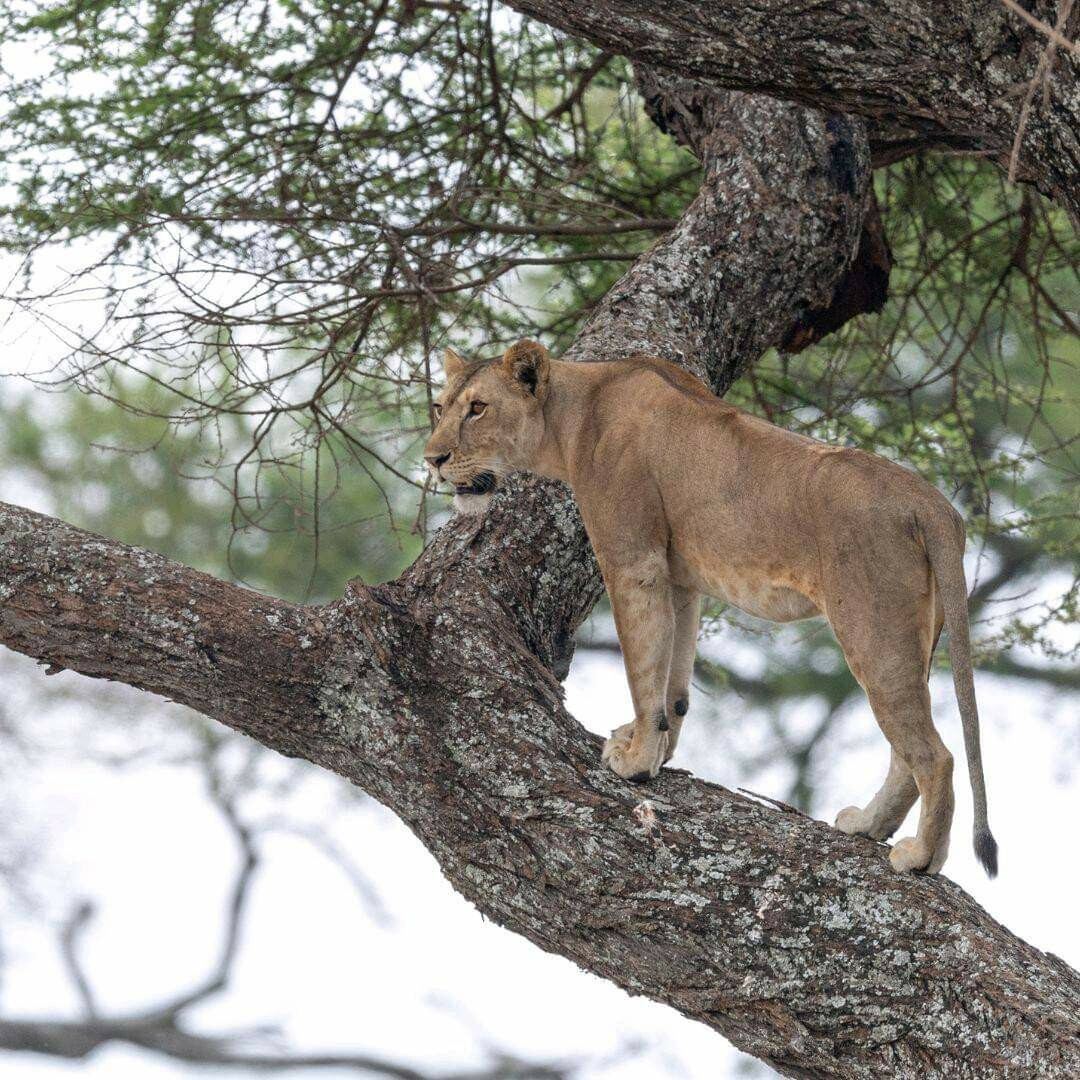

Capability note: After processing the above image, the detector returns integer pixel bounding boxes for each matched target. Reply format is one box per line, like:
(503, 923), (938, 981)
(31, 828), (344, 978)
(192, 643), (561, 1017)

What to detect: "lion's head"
(424, 340), (550, 514)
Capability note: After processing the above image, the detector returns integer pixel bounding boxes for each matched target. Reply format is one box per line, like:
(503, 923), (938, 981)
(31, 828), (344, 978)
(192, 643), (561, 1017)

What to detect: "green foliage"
(0, 0), (693, 309)
(0, 0), (698, 567)
(0, 0), (1076, 660)
(0, 380), (420, 600)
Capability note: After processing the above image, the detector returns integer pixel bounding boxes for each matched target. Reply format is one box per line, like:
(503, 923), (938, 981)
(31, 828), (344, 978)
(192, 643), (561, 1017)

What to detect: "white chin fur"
(453, 491), (493, 516)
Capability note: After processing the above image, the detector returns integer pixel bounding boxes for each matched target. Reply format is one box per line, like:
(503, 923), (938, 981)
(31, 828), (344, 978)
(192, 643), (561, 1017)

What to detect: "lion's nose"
(425, 451), (451, 470)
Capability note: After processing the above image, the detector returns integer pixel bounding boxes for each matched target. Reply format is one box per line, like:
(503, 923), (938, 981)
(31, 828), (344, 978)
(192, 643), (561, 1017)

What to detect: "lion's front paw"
(602, 722), (667, 783)
(889, 836), (932, 873)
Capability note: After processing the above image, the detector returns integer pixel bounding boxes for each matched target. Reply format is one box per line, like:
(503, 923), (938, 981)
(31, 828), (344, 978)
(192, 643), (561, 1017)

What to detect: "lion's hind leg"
(862, 678), (954, 874)
(827, 561), (954, 873)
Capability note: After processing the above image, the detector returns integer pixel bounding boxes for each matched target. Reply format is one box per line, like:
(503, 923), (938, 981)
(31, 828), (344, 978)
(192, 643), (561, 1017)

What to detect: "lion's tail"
(920, 506), (998, 878)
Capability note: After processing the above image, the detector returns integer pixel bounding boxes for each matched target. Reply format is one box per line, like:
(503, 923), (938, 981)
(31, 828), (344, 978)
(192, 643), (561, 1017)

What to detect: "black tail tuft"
(975, 829), (999, 878)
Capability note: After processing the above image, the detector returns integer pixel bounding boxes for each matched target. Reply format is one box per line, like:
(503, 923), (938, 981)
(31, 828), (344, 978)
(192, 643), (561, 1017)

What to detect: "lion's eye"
(432, 403), (443, 421)
(469, 401), (488, 418)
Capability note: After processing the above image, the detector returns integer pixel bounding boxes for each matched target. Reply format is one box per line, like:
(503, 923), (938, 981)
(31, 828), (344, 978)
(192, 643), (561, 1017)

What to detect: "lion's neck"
(530, 360), (606, 483)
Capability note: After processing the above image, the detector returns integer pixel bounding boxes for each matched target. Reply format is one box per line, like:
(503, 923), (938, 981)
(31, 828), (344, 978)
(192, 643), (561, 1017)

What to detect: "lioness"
(424, 340), (997, 877)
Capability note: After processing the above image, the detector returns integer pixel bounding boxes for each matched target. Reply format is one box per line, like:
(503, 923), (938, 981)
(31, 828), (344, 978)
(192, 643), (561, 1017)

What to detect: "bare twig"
(1006, 0), (1077, 182)
(1000, 0), (1080, 55)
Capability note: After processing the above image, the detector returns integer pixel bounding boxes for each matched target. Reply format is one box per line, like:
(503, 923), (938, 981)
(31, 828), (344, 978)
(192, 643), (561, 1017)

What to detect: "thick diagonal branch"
(2, 497), (1079, 1079)
(6, 88), (1078, 1078)
(501, 0), (1080, 226)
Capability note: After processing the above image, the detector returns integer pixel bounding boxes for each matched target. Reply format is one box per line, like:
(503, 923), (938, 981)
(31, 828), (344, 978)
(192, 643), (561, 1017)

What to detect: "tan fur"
(424, 342), (997, 876)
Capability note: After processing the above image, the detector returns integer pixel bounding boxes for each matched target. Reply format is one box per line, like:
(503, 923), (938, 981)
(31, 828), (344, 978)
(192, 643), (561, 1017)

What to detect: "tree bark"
(3, 85), (1078, 1077)
(502, 0), (1080, 227)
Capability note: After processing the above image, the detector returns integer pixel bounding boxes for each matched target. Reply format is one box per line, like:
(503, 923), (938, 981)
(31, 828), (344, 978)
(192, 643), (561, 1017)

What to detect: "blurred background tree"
(0, 0), (1076, 1076)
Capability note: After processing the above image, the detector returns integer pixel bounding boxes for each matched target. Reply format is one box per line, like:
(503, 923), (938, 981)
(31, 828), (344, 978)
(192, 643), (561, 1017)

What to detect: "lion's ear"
(502, 340), (549, 399)
(444, 347), (466, 378)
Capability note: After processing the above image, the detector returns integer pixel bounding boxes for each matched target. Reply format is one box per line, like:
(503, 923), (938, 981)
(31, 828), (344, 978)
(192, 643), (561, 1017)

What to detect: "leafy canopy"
(0, 0), (1076, 659)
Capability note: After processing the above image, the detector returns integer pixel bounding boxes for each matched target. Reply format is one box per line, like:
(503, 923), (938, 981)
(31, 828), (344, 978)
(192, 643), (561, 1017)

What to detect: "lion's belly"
(715, 581), (821, 622)
(670, 552), (820, 623)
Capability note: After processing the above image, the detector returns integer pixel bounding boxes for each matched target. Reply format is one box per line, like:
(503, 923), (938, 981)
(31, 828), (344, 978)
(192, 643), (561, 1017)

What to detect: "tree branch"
(0, 1016), (572, 1078)
(5, 85), (1078, 1077)
(500, 0), (1080, 226)
(57, 902), (98, 1019)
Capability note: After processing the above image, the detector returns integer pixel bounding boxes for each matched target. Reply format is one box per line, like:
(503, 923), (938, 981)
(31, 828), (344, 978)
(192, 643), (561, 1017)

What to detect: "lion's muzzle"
(454, 471), (497, 496)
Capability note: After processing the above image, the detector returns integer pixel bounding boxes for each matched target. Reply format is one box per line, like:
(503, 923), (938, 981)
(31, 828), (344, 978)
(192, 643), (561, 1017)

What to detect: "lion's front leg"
(663, 587), (700, 763)
(601, 552), (676, 782)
